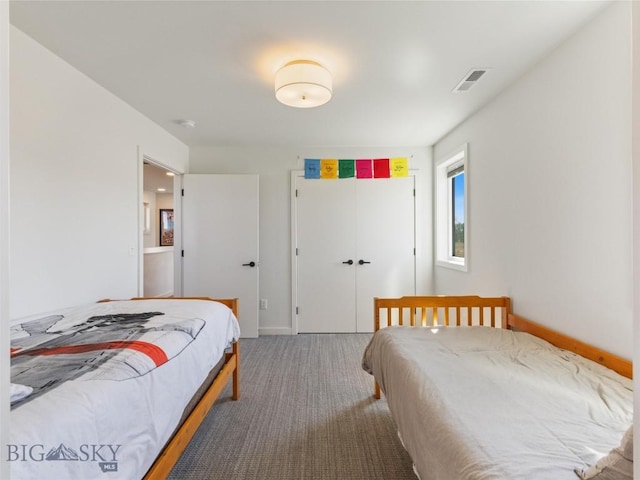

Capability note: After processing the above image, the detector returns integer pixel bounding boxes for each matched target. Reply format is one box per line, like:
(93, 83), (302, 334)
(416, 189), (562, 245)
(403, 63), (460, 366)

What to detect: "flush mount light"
(275, 60), (332, 108)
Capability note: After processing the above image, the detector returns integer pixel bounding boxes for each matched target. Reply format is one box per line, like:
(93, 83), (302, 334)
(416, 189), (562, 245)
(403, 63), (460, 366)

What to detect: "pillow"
(575, 427), (633, 480)
(10, 383), (33, 404)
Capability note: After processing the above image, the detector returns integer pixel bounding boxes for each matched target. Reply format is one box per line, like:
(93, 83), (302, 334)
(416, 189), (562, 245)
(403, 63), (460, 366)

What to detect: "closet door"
(296, 178), (357, 333)
(294, 174), (416, 334)
(355, 177), (416, 332)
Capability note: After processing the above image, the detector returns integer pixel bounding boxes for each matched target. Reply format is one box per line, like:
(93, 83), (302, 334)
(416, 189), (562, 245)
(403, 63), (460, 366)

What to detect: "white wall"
(143, 191), (157, 249)
(10, 26), (188, 318)
(434, 2), (632, 358)
(189, 146), (432, 334)
(157, 193), (174, 209)
(143, 249), (174, 297)
(631, 2), (639, 476)
(0, 4), (10, 478)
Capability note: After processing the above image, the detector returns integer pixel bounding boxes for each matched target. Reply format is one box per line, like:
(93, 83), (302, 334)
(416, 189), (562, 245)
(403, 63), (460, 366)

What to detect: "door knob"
(358, 259), (371, 265)
(242, 261), (256, 267)
(342, 259), (354, 265)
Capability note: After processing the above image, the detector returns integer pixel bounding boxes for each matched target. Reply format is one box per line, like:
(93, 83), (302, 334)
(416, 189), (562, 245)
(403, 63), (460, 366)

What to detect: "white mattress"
(10, 299), (240, 480)
(362, 326), (633, 480)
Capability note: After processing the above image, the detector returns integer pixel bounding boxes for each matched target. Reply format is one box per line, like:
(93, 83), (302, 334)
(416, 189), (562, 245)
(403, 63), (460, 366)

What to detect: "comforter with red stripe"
(10, 299), (240, 480)
(11, 309), (205, 408)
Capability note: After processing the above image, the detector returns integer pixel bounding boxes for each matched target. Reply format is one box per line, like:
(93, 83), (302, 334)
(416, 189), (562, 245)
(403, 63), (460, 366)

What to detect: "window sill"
(436, 259), (468, 272)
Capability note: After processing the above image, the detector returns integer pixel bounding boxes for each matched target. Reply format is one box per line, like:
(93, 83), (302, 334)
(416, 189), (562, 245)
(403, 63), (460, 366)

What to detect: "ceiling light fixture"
(275, 60), (332, 108)
(177, 119), (196, 128)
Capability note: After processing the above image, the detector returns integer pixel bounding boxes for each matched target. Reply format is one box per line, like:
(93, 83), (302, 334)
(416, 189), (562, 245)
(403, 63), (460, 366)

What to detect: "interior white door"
(182, 174), (259, 338)
(295, 175), (416, 333)
(296, 178), (357, 333)
(355, 177), (416, 332)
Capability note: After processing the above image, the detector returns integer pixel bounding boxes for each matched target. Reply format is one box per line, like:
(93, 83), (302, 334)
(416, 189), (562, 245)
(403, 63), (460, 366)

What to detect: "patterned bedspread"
(10, 298), (240, 480)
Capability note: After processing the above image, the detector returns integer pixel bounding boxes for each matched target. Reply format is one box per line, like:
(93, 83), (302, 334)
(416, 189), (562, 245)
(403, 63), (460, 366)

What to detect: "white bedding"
(362, 326), (633, 480)
(10, 299), (240, 480)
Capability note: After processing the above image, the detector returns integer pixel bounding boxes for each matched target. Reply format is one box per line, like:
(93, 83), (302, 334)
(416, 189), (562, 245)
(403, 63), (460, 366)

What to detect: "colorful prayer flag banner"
(320, 159), (339, 179)
(356, 159), (373, 179)
(339, 159), (355, 178)
(390, 157), (408, 177)
(373, 159), (390, 178)
(305, 159), (320, 179)
(308, 157), (408, 179)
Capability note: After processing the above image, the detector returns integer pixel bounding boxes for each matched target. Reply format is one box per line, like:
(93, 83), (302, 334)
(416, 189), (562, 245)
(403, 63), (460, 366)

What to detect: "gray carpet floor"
(168, 334), (416, 479)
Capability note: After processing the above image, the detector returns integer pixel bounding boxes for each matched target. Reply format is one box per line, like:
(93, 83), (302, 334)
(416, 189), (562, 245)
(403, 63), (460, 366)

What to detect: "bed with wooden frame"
(10, 296), (239, 480)
(363, 295), (633, 480)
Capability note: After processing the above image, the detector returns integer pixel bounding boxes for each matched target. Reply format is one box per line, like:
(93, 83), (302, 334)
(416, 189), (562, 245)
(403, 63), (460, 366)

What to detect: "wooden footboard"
(100, 296), (240, 479)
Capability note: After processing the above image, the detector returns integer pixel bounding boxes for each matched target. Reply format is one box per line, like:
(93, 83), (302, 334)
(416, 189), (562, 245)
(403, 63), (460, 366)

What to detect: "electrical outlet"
(259, 299), (268, 310)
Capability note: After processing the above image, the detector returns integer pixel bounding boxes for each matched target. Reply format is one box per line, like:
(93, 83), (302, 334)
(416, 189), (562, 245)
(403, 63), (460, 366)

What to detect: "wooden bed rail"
(508, 313), (632, 379)
(374, 296), (512, 331)
(144, 341), (239, 479)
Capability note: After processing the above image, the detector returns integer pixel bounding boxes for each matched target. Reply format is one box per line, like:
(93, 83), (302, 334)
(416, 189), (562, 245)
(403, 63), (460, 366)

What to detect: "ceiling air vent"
(453, 69), (489, 93)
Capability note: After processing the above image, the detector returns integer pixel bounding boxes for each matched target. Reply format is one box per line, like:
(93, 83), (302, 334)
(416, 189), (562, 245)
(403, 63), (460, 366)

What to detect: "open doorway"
(142, 161), (175, 297)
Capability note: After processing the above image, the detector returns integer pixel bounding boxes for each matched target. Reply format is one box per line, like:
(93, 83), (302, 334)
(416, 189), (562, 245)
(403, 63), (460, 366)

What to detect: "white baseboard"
(258, 327), (293, 336)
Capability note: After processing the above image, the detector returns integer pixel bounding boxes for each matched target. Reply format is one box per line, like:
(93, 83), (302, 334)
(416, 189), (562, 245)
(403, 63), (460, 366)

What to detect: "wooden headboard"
(507, 313), (632, 379)
(374, 295), (512, 330)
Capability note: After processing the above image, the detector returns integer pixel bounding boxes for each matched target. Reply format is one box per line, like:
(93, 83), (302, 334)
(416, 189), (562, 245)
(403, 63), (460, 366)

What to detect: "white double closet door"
(295, 175), (416, 333)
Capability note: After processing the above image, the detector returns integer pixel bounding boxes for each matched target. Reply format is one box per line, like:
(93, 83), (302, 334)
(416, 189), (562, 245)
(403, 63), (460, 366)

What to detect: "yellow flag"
(390, 157), (408, 177)
(320, 159), (339, 179)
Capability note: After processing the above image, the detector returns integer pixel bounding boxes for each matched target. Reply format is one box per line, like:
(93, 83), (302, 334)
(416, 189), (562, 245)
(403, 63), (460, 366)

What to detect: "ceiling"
(10, 1), (610, 148)
(144, 162), (175, 194)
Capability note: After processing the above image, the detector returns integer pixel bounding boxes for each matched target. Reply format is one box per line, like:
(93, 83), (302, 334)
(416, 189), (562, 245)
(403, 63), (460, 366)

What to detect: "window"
(436, 144), (468, 271)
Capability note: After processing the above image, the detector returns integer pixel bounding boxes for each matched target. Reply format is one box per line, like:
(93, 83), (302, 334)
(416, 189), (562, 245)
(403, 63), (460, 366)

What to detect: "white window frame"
(435, 143), (468, 271)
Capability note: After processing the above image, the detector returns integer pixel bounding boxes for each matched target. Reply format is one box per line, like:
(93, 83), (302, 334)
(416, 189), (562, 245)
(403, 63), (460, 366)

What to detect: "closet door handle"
(358, 259), (371, 265)
(342, 259), (354, 265)
(242, 261), (256, 267)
